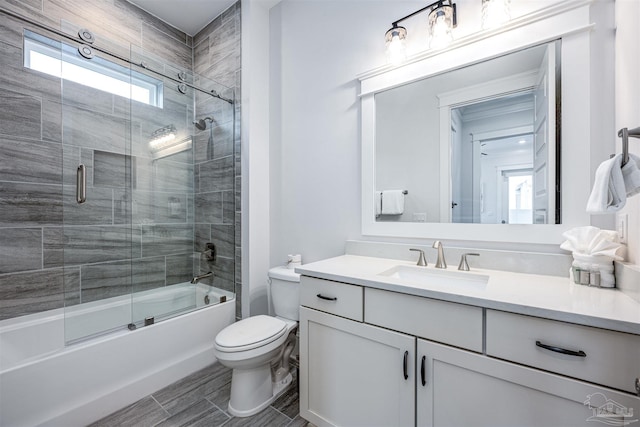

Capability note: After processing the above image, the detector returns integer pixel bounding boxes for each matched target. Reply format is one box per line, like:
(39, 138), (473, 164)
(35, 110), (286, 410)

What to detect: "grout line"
(206, 397), (232, 420)
(270, 405), (293, 422)
(150, 394), (171, 417)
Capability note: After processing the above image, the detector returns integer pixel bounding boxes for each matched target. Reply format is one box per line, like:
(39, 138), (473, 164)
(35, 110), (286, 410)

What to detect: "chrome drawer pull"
(316, 294), (337, 301)
(536, 340), (586, 357)
(403, 351), (409, 380)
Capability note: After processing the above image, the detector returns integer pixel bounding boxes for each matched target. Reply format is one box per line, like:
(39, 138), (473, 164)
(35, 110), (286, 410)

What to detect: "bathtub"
(0, 283), (235, 427)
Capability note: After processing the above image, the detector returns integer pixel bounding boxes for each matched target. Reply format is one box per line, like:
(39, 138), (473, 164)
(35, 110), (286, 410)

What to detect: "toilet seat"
(215, 315), (287, 353)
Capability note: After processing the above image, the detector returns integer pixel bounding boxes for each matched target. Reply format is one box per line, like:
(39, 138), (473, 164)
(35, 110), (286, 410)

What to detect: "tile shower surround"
(0, 0), (242, 321)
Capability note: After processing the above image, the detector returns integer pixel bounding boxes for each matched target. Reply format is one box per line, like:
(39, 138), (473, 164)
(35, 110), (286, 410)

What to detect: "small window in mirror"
(23, 30), (163, 107)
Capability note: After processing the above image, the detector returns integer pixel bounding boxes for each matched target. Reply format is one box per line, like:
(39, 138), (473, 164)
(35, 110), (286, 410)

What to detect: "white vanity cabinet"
(299, 306), (415, 427)
(416, 338), (639, 427)
(299, 274), (640, 427)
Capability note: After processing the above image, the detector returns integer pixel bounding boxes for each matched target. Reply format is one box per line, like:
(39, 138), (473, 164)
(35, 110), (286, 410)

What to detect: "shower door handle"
(76, 164), (87, 204)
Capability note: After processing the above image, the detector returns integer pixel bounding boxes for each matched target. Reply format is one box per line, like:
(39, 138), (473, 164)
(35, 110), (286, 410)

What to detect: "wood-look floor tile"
(153, 363), (231, 416)
(222, 407), (291, 427)
(89, 396), (167, 427)
(286, 416), (312, 427)
(272, 377), (300, 420)
(153, 398), (227, 427)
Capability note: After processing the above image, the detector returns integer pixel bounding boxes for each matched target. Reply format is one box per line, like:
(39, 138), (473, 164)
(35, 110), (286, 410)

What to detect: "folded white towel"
(381, 190), (405, 215)
(560, 226), (623, 260)
(586, 154), (626, 213)
(622, 153), (640, 198)
(375, 191), (382, 216)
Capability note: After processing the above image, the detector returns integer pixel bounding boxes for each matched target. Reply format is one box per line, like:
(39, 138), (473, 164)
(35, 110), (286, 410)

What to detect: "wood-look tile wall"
(0, 0), (242, 321)
(193, 2), (242, 319)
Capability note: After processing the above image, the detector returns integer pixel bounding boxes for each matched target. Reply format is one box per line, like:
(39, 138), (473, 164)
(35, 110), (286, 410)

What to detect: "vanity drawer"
(300, 276), (363, 321)
(364, 288), (483, 352)
(486, 310), (640, 394)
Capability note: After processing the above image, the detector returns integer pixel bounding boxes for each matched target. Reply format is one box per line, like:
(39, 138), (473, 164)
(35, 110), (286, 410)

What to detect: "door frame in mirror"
(360, 1), (599, 244)
(437, 67), (544, 224)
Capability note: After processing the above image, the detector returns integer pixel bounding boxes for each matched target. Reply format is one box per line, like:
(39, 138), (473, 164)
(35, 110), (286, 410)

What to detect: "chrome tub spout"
(191, 271), (213, 284)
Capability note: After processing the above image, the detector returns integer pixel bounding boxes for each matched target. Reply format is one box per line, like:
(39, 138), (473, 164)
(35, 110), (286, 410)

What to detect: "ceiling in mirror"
(374, 41), (560, 225)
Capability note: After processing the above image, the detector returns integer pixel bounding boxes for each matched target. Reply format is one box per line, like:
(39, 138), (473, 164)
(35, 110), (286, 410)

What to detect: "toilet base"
(227, 371), (293, 417)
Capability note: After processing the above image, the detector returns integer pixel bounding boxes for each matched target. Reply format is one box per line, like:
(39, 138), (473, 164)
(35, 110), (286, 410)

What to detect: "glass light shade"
(385, 26), (407, 65)
(481, 0), (511, 30)
(428, 6), (454, 49)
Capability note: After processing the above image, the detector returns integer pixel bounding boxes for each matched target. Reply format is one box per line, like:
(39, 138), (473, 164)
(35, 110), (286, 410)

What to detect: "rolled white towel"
(586, 154), (626, 213)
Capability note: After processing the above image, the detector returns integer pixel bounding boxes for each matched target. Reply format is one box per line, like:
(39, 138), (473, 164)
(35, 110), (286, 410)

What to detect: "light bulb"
(385, 26), (407, 65)
(428, 7), (454, 49)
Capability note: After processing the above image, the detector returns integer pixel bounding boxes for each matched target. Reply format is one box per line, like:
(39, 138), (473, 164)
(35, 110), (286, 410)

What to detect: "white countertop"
(296, 255), (640, 335)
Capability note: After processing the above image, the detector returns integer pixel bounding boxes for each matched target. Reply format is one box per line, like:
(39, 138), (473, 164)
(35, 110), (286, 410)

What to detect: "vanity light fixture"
(385, 0), (457, 64)
(385, 24), (408, 65)
(481, 0), (511, 30)
(149, 124), (176, 149)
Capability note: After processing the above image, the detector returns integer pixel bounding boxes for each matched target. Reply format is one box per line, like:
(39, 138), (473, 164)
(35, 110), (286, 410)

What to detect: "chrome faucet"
(409, 248), (427, 266)
(191, 271), (213, 284)
(432, 241), (446, 269)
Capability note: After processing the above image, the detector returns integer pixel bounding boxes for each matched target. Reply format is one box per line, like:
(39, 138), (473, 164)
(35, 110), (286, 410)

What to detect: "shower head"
(194, 117), (213, 130)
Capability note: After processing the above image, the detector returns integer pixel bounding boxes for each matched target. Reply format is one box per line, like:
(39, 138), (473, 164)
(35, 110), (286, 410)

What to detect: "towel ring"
(617, 126), (640, 166)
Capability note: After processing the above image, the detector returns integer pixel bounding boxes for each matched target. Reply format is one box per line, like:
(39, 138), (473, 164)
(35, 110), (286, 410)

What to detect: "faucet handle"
(409, 248), (428, 266)
(458, 253), (480, 271)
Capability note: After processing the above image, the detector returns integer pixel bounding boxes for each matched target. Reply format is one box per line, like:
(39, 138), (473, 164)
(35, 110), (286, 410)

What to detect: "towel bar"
(617, 126), (640, 166)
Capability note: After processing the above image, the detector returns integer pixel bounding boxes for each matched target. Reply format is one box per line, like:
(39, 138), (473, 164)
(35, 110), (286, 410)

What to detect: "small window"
(24, 30), (163, 107)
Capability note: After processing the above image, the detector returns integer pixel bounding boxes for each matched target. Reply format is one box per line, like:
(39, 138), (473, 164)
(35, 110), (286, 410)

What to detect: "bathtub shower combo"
(0, 10), (237, 427)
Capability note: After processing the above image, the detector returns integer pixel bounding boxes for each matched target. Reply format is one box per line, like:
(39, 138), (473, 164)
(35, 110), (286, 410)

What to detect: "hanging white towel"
(586, 154), (626, 213)
(381, 190), (405, 215)
(622, 153), (640, 198)
(374, 191), (382, 216)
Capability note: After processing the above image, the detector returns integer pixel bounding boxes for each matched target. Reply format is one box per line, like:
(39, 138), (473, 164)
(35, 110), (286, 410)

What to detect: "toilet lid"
(215, 315), (287, 352)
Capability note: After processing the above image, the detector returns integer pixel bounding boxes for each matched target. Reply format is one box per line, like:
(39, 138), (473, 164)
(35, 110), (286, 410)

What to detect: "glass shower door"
(128, 47), (198, 326)
(59, 35), (139, 343)
(57, 31), (235, 343)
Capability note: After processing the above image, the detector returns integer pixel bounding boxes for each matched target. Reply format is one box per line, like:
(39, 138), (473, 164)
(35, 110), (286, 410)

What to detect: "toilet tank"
(268, 266), (300, 321)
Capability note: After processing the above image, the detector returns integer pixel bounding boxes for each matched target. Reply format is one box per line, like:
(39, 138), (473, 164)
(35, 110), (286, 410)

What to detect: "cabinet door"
(417, 339), (640, 427)
(300, 307), (415, 427)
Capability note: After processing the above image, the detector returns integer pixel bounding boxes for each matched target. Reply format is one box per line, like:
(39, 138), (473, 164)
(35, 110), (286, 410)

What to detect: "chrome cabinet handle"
(316, 294), (337, 301)
(536, 340), (586, 357)
(421, 355), (426, 386)
(76, 164), (86, 204)
(403, 351), (409, 380)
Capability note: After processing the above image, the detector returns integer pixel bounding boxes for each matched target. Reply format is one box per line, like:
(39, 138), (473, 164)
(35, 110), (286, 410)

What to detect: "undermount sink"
(378, 265), (489, 288)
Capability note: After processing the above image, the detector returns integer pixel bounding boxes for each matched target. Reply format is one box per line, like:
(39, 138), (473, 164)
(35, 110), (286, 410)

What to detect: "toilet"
(214, 266), (300, 417)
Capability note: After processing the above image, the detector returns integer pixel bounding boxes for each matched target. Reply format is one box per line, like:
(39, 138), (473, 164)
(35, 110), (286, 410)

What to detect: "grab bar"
(76, 164), (86, 204)
(617, 127), (640, 166)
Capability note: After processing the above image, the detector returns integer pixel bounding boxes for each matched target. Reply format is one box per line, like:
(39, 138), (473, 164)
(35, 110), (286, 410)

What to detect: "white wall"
(269, 0), (417, 265)
(242, 0), (282, 316)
